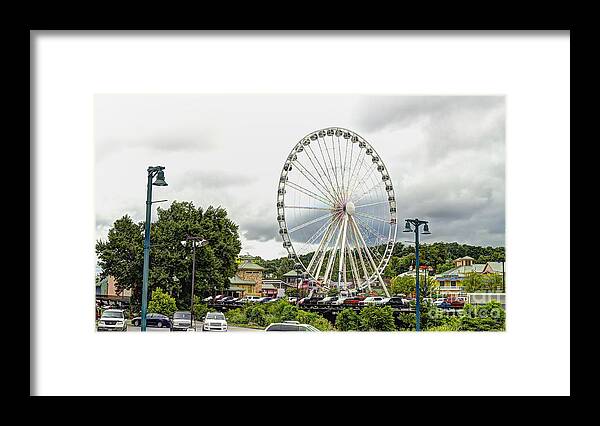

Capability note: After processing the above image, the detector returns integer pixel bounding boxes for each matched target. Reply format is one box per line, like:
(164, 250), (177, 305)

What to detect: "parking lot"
(126, 323), (262, 332)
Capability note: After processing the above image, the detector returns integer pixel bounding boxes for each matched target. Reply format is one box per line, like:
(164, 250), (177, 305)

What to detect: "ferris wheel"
(276, 127), (397, 297)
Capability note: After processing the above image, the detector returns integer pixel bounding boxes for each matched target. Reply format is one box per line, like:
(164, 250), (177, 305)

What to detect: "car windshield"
(206, 313), (225, 320)
(174, 312), (191, 319)
(102, 311), (123, 318)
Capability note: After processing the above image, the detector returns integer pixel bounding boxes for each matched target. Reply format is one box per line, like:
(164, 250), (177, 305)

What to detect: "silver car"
(97, 309), (127, 331)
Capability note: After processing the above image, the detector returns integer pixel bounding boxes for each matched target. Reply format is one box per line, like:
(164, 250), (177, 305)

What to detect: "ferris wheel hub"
(344, 201), (355, 216)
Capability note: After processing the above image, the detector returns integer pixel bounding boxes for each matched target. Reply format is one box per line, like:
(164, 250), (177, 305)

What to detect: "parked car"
(217, 296), (234, 304)
(131, 313), (172, 328)
(223, 297), (241, 305)
(257, 297), (272, 303)
(265, 321), (320, 332)
(361, 296), (387, 306)
(288, 297), (297, 303)
(437, 301), (452, 309)
(450, 299), (465, 308)
(384, 297), (409, 308)
(240, 295), (262, 303)
(343, 296), (366, 306)
(171, 311), (193, 331)
(202, 296), (213, 302)
(317, 296), (338, 305)
(301, 296), (324, 306)
(202, 311), (228, 332)
(97, 309), (127, 332)
(331, 297), (348, 306)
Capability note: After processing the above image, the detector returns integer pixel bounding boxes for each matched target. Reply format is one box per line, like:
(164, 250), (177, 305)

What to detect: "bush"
(225, 308), (247, 325)
(192, 297), (211, 320)
(396, 312), (416, 331)
(147, 288), (177, 317)
(296, 310), (333, 331)
(458, 301), (505, 331)
(335, 308), (361, 331)
(359, 305), (396, 331)
(426, 316), (461, 331)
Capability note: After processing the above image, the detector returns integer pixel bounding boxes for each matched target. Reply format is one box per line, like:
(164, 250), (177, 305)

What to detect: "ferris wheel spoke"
(308, 143), (342, 204)
(353, 216), (387, 265)
(287, 211), (333, 234)
(346, 144), (364, 198)
(353, 181), (387, 204)
(303, 145), (342, 204)
(286, 205), (332, 211)
(321, 136), (343, 202)
(354, 200), (390, 209)
(354, 211), (392, 225)
(335, 136), (346, 203)
(286, 181), (333, 207)
(293, 160), (339, 205)
(349, 160), (377, 200)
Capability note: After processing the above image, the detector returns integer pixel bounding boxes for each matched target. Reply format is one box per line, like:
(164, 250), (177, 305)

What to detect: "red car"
(343, 296), (366, 306)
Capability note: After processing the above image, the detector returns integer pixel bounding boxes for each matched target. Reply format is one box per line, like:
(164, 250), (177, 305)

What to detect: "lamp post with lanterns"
(403, 218), (431, 332)
(181, 236), (208, 327)
(141, 166), (168, 332)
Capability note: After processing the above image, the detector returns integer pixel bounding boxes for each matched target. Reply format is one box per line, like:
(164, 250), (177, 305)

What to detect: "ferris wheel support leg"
(323, 220), (343, 286)
(348, 244), (360, 291)
(349, 217), (372, 292)
(313, 216), (341, 282)
(350, 216), (390, 297)
(337, 216), (349, 290)
(306, 218), (335, 278)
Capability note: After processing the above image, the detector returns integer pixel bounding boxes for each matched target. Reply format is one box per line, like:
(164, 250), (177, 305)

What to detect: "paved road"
(126, 323), (262, 332)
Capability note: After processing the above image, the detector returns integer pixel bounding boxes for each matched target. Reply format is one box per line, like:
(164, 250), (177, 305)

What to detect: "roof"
(436, 263), (486, 278)
(237, 260), (266, 271)
(454, 256), (475, 261)
(485, 262), (505, 273)
(261, 283), (277, 290)
(229, 276), (256, 285)
(282, 269), (302, 277)
(226, 286), (246, 292)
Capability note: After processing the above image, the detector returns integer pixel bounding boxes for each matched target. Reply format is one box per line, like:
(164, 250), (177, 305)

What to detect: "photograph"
(94, 94), (506, 333)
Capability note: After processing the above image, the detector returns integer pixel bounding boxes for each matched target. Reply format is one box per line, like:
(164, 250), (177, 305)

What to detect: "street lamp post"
(403, 218), (431, 332)
(141, 166), (168, 332)
(181, 236), (208, 328)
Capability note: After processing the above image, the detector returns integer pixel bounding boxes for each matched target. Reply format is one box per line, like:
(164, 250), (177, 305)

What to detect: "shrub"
(359, 305), (396, 331)
(147, 288), (177, 317)
(192, 296), (211, 320)
(225, 308), (247, 325)
(458, 301), (505, 331)
(296, 310), (333, 331)
(335, 308), (361, 331)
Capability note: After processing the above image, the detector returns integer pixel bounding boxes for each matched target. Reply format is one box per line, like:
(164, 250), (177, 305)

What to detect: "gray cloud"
(95, 94), (505, 259)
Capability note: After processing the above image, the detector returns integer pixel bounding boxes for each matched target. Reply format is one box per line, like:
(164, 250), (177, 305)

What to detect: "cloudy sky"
(95, 95), (505, 260)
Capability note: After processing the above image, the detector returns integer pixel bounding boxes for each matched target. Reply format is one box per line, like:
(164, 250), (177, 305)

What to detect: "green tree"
(335, 308), (361, 331)
(436, 261), (456, 274)
(147, 287), (178, 317)
(327, 287), (340, 297)
(96, 201), (242, 311)
(359, 305), (396, 331)
(95, 215), (144, 309)
(390, 275), (415, 296)
(462, 272), (484, 293)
